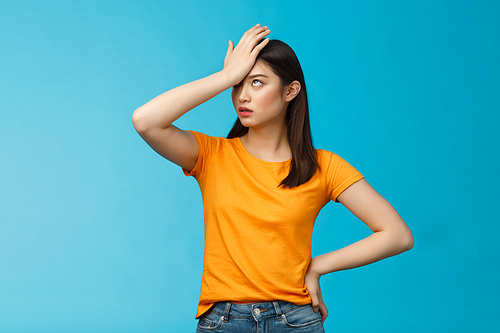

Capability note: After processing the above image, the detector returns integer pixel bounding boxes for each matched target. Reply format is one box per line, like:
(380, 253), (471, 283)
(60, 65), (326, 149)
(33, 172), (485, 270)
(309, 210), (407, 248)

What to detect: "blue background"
(1, 1), (498, 332)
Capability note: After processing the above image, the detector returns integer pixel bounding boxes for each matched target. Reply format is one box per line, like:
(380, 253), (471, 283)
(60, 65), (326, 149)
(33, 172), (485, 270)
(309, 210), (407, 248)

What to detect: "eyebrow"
(247, 74), (269, 79)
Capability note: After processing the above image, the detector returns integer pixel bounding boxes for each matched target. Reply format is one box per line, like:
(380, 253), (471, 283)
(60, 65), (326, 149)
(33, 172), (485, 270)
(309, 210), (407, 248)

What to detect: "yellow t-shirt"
(183, 131), (364, 318)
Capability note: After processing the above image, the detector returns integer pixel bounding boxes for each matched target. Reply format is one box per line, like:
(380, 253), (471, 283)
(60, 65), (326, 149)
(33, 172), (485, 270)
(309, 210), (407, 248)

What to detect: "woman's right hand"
(223, 24), (270, 85)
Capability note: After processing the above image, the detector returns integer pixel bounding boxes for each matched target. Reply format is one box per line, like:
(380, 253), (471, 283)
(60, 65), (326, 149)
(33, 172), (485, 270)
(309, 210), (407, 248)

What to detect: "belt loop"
(272, 301), (283, 321)
(223, 302), (232, 322)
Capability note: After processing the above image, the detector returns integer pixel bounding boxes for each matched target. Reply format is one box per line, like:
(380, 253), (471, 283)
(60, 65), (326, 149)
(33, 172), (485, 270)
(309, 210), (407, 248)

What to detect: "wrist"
(308, 257), (323, 278)
(218, 68), (241, 87)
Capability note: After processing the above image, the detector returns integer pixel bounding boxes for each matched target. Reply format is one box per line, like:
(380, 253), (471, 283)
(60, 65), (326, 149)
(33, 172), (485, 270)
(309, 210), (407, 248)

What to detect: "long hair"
(227, 39), (318, 188)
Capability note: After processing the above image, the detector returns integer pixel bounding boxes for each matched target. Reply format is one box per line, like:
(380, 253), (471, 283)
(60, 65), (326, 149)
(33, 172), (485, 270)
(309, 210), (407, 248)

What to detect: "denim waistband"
(208, 301), (309, 321)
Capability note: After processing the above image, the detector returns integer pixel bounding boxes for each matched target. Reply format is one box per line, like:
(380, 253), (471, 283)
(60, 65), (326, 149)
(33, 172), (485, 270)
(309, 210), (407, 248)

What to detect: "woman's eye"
(252, 79), (262, 86)
(233, 84), (241, 89)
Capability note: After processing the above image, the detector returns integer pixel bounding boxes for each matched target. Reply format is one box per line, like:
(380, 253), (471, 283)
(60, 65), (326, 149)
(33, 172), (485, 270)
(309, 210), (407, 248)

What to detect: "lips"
(238, 106), (253, 117)
(238, 106), (253, 113)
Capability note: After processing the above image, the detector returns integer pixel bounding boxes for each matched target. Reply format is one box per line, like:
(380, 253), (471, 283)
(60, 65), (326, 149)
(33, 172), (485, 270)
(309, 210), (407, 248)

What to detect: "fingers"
(246, 26), (270, 49)
(311, 293), (328, 323)
(251, 35), (270, 56)
(309, 291), (320, 312)
(222, 24), (270, 83)
(238, 24), (270, 53)
(240, 23), (263, 42)
(319, 302), (329, 323)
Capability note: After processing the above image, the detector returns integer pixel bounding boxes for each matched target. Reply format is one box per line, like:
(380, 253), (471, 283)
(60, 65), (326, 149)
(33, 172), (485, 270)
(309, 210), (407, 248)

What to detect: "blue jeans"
(196, 300), (325, 332)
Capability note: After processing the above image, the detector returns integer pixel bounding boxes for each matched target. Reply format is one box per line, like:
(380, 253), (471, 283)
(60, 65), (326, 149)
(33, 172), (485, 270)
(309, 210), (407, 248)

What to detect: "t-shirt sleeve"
(182, 130), (221, 180)
(321, 150), (365, 203)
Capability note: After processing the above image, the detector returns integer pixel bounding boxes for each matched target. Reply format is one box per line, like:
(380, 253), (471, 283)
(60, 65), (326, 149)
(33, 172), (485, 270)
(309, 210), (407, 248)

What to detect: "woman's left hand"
(304, 262), (328, 323)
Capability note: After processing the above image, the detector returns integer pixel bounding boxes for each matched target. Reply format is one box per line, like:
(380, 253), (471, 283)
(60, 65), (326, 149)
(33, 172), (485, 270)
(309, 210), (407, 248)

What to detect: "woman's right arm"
(132, 24), (270, 172)
(132, 71), (234, 171)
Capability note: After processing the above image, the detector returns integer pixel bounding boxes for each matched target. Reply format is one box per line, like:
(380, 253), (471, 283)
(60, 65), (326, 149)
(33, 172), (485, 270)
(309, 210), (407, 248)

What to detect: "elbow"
(132, 107), (148, 134)
(383, 226), (414, 255)
(399, 229), (414, 253)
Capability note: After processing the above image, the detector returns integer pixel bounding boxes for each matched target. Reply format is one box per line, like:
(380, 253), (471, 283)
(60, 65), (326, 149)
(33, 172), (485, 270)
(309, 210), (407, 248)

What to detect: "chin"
(238, 118), (253, 128)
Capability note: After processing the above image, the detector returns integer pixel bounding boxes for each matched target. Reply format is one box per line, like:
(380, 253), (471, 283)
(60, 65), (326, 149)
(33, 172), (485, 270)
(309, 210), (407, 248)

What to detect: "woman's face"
(231, 59), (289, 130)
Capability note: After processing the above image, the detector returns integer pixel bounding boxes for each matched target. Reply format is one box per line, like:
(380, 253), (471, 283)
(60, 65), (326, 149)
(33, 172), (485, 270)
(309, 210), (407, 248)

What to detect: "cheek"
(259, 87), (284, 108)
(231, 91), (238, 108)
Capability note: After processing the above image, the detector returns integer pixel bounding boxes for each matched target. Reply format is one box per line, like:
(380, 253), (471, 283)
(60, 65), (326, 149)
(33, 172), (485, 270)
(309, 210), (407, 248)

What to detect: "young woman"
(132, 24), (414, 333)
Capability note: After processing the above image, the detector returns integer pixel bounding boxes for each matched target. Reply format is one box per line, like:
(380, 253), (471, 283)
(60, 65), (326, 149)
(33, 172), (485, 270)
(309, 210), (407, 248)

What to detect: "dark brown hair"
(227, 39), (318, 188)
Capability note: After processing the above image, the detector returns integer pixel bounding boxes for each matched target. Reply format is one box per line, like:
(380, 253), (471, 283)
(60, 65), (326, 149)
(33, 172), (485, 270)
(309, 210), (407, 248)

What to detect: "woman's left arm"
(305, 178), (414, 322)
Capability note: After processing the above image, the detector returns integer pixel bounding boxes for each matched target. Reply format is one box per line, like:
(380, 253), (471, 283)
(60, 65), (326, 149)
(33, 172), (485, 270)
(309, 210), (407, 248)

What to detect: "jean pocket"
(281, 304), (323, 329)
(197, 308), (224, 331)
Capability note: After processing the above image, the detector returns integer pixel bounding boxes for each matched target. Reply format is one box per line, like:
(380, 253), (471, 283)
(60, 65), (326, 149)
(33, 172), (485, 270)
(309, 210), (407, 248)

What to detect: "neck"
(240, 124), (291, 162)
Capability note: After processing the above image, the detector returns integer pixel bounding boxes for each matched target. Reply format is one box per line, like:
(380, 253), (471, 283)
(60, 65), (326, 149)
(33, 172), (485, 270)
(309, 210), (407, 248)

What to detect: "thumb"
(226, 40), (234, 57)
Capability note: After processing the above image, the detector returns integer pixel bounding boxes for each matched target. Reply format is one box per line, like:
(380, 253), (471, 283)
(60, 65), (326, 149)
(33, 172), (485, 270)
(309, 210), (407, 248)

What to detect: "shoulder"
(186, 130), (221, 142)
(314, 148), (365, 202)
(315, 149), (343, 167)
(315, 148), (363, 177)
(186, 130), (235, 149)
(182, 131), (239, 178)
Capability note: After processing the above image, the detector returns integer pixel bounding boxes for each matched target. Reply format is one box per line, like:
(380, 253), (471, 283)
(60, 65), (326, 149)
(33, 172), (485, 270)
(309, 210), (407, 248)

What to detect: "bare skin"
(132, 24), (272, 170)
(132, 24), (414, 324)
(232, 59), (300, 162)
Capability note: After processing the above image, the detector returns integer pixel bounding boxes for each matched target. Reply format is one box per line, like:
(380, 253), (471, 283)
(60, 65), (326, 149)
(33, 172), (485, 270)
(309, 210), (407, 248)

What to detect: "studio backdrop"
(0, 1), (498, 332)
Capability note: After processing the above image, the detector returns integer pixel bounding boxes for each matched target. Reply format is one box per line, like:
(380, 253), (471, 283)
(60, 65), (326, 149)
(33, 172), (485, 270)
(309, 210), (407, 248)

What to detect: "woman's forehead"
(247, 60), (274, 78)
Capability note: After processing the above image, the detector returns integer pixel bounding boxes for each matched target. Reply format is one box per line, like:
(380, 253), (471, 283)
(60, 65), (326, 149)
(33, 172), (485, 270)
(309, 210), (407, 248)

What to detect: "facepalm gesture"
(223, 24), (270, 85)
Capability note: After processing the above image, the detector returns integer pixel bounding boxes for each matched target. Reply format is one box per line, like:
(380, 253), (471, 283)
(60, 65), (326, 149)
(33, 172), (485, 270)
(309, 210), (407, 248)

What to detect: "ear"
(284, 80), (301, 102)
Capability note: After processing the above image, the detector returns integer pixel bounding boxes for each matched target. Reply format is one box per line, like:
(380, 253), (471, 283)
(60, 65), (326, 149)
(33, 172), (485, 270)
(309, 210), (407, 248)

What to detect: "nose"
(237, 84), (251, 103)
